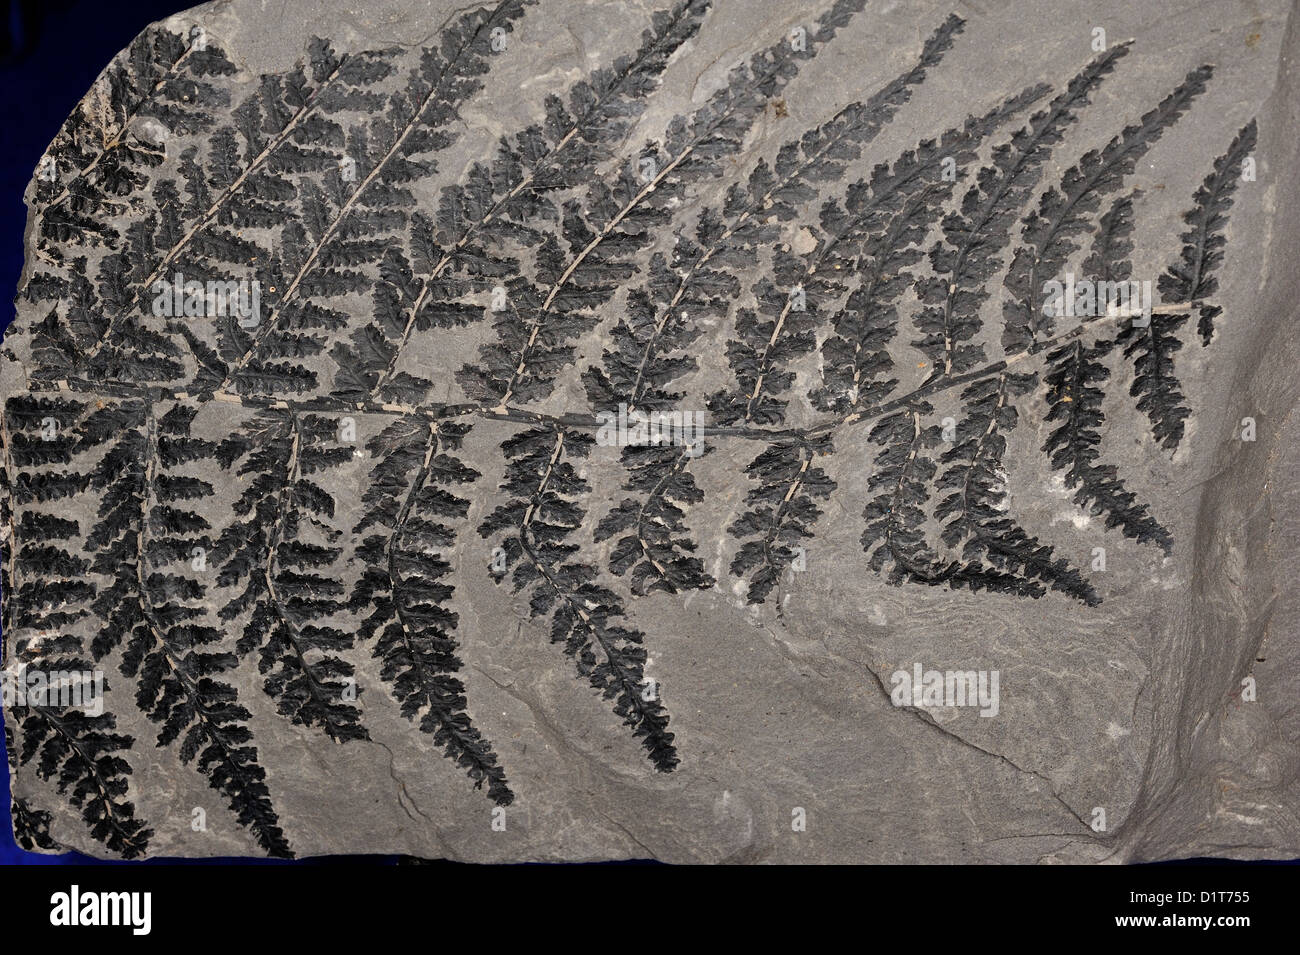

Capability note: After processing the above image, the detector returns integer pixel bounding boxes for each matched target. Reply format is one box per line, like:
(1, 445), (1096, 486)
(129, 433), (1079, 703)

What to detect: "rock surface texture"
(3, 0), (1298, 863)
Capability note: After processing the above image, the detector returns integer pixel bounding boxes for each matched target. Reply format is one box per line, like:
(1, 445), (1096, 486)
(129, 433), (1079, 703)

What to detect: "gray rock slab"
(3, 0), (1298, 862)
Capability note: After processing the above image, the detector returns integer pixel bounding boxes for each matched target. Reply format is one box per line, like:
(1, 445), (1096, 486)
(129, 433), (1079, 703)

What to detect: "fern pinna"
(479, 425), (678, 771)
(86, 401), (294, 855)
(1119, 118), (1256, 450)
(3, 396), (153, 858)
(352, 417), (513, 804)
(30, 26), (236, 263)
(3, 0), (1259, 857)
(212, 408), (364, 745)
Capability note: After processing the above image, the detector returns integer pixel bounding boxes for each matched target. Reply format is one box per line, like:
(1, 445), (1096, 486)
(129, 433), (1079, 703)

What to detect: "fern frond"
(596, 443), (715, 595)
(68, 38), (389, 384)
(17, 706), (153, 859)
(32, 27), (236, 261)
(936, 373), (1098, 605)
(3, 399), (153, 859)
(595, 9), (973, 420)
(75, 403), (295, 855)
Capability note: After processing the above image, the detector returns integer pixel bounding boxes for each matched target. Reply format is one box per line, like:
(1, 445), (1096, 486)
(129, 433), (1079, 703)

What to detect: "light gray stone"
(3, 0), (1298, 863)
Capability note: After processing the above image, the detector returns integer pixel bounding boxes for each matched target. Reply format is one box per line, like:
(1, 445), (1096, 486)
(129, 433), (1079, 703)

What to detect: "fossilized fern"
(2, 0), (1256, 856)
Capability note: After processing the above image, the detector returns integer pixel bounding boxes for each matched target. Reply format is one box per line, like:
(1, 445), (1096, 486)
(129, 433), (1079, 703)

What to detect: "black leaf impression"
(4, 2), (1257, 856)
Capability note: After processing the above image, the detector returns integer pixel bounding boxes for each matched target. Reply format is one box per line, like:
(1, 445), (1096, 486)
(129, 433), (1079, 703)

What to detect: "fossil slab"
(3, 0), (1299, 862)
